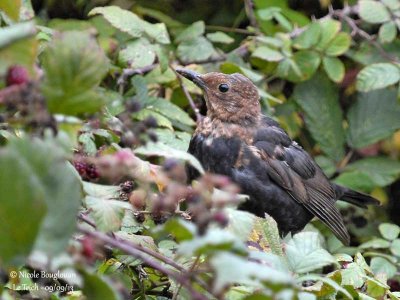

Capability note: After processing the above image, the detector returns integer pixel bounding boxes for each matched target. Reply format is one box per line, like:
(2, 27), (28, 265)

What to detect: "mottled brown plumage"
(177, 69), (380, 245)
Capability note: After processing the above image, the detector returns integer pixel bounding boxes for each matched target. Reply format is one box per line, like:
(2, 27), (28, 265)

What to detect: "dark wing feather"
(252, 119), (350, 245)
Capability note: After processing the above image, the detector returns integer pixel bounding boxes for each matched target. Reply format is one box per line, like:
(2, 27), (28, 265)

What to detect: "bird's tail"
(334, 184), (381, 208)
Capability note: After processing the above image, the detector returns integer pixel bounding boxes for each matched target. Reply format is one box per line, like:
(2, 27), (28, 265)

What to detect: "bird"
(176, 68), (380, 246)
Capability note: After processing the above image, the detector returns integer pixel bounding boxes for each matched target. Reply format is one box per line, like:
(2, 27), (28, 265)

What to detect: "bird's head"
(176, 69), (261, 125)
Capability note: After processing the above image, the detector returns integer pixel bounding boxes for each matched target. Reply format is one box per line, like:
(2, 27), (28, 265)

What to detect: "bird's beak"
(176, 68), (206, 89)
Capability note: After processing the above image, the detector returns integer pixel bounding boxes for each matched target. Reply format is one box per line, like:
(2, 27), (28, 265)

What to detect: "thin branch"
(117, 63), (159, 93)
(289, 5), (399, 63)
(78, 225), (208, 300)
(329, 5), (400, 63)
(244, 0), (259, 30)
(205, 25), (254, 35)
(78, 212), (97, 228)
(77, 214), (185, 272)
(172, 67), (203, 123)
(172, 255), (201, 300)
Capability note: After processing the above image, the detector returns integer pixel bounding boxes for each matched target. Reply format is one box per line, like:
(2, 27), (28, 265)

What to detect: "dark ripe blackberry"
(186, 194), (201, 204)
(144, 116), (158, 128)
(120, 180), (135, 193)
(137, 123), (147, 133)
(163, 158), (179, 172)
(6, 65), (29, 86)
(74, 161), (87, 177)
(125, 99), (142, 112)
(148, 131), (158, 142)
(351, 216), (367, 228)
(135, 213), (145, 223)
(388, 279), (400, 291)
(86, 164), (99, 179)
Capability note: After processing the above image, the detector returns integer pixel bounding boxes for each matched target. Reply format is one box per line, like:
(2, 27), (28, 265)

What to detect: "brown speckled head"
(176, 69), (261, 125)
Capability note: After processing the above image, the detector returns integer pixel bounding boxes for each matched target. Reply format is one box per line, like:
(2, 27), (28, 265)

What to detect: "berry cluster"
(73, 161), (99, 180)
(6, 65), (29, 86)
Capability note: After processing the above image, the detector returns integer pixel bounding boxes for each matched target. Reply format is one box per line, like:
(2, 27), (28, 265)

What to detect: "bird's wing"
(248, 117), (349, 245)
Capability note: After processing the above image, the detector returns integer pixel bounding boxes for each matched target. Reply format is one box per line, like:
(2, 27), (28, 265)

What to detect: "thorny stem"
(328, 5), (400, 63)
(117, 63), (159, 94)
(78, 224), (209, 300)
(77, 214), (186, 272)
(172, 255), (201, 300)
(290, 5), (399, 64)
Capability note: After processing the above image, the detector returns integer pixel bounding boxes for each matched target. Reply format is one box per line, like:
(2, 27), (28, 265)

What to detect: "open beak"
(176, 68), (206, 89)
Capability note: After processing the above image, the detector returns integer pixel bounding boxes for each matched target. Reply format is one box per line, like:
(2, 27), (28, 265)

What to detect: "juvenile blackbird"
(177, 69), (380, 245)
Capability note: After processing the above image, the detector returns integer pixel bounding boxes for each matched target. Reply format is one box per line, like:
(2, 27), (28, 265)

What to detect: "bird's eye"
(218, 83), (229, 93)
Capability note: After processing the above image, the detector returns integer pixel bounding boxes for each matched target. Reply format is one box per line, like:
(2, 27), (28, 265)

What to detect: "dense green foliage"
(1, 0), (400, 299)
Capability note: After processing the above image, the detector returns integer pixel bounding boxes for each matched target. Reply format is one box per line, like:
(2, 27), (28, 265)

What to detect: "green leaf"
(367, 277), (389, 298)
(379, 223), (400, 240)
(175, 21), (205, 43)
(334, 171), (376, 192)
(285, 232), (337, 273)
(324, 32), (351, 56)
(0, 137), (83, 262)
(315, 155), (336, 177)
(359, 0), (391, 24)
(206, 31), (234, 44)
(89, 6), (170, 44)
(133, 109), (173, 130)
(359, 238), (391, 249)
(0, 21), (36, 49)
(356, 63), (400, 92)
(220, 62), (264, 82)
(153, 128), (190, 151)
(316, 19), (341, 50)
(0, 140), (46, 265)
(323, 56), (345, 83)
(210, 252), (293, 293)
(252, 46), (284, 62)
(382, 0), (400, 9)
(0, 0), (21, 21)
(390, 239), (400, 256)
(341, 261), (367, 288)
(293, 22), (321, 50)
(145, 97), (195, 126)
(293, 73), (345, 161)
(177, 36), (215, 63)
(41, 31), (109, 116)
(178, 228), (246, 256)
(261, 214), (285, 258)
(82, 271), (120, 300)
(370, 257), (397, 278)
(135, 142), (204, 174)
(297, 274), (353, 299)
(379, 22), (397, 44)
(85, 196), (132, 232)
(347, 89), (400, 148)
(118, 38), (156, 68)
(277, 50), (320, 82)
(344, 157), (400, 187)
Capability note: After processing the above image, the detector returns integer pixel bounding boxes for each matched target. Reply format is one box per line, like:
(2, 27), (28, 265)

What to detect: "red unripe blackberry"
(74, 161), (87, 177)
(6, 65), (29, 86)
(81, 236), (95, 260)
(213, 211), (229, 227)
